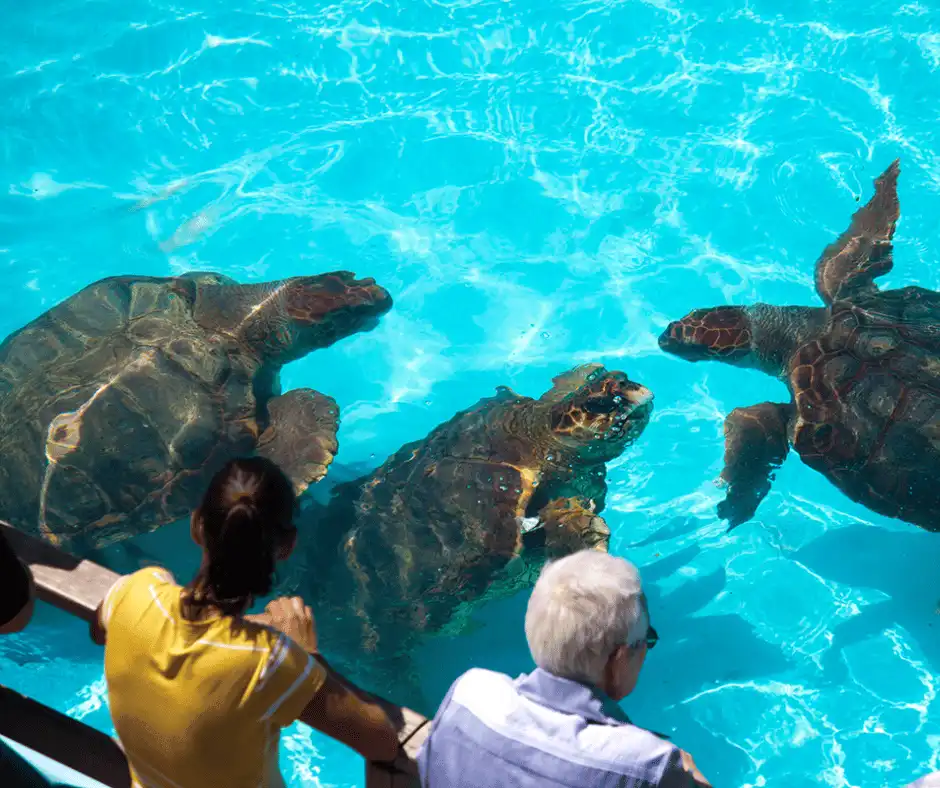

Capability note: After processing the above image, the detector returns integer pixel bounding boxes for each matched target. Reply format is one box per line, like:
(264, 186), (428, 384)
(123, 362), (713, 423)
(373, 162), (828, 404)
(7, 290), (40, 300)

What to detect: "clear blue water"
(3, 0), (940, 785)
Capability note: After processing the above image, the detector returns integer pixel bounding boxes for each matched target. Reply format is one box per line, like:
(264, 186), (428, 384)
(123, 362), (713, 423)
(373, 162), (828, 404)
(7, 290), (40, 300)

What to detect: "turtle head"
(195, 271), (393, 364)
(547, 368), (653, 461)
(658, 306), (755, 365)
(278, 272), (392, 358)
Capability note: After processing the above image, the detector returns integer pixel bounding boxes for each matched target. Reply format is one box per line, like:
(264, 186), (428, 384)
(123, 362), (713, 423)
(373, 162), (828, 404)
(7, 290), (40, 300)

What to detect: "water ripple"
(4, 0), (940, 785)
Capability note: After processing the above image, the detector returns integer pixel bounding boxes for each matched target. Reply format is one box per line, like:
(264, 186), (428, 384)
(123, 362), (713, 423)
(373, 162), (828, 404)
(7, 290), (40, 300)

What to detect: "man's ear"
(602, 644), (625, 693)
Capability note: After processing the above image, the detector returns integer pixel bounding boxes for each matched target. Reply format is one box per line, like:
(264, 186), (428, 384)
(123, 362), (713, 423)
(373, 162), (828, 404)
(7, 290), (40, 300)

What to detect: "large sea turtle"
(301, 363), (653, 708)
(0, 270), (392, 550)
(658, 159), (940, 531)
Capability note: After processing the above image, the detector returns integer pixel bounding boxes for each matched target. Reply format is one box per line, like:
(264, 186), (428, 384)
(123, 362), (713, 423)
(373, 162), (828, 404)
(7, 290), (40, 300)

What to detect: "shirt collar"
(514, 668), (631, 726)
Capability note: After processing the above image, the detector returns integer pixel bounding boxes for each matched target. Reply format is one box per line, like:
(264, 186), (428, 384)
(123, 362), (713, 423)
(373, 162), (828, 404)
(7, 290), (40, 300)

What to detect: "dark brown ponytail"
(184, 456), (296, 618)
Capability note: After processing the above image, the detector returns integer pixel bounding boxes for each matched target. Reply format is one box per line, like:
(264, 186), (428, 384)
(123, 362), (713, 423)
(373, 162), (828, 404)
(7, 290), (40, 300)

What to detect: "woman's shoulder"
(139, 565), (175, 580)
(121, 565), (176, 589)
(100, 566), (178, 629)
(112, 565), (176, 602)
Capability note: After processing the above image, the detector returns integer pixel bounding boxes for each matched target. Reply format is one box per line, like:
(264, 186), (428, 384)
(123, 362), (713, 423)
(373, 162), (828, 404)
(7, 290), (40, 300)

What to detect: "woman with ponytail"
(91, 456), (398, 788)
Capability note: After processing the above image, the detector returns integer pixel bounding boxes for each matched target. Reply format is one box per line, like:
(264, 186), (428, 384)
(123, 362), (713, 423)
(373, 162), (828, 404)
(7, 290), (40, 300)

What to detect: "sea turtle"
(0, 270), (392, 550)
(658, 158), (940, 531)
(301, 363), (653, 707)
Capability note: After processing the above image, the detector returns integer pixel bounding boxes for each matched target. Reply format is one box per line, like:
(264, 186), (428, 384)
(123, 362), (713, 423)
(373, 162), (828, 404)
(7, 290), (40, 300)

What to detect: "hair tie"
(225, 469), (259, 507)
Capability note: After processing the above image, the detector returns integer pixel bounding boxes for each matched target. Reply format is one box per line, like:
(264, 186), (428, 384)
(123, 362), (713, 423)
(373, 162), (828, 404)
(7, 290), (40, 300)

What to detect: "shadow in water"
(629, 546), (793, 785)
(83, 516), (202, 586)
(794, 523), (940, 680)
(627, 516), (705, 549)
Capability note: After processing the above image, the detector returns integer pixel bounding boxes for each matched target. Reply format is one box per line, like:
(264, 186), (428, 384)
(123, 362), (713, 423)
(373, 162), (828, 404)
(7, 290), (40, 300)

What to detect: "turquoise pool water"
(4, 0), (940, 785)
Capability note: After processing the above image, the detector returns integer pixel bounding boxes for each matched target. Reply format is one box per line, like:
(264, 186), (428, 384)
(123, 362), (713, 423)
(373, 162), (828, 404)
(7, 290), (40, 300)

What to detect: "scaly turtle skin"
(301, 364), (653, 707)
(0, 270), (392, 550)
(658, 159), (940, 531)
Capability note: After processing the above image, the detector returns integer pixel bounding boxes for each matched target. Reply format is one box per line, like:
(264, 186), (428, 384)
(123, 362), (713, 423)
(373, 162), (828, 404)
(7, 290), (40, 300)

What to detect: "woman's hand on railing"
(248, 596), (318, 654)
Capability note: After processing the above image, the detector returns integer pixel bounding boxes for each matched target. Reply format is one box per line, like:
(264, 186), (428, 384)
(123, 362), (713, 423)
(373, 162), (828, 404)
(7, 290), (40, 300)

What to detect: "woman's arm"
(250, 597), (401, 763)
(298, 662), (400, 763)
(300, 654), (398, 761)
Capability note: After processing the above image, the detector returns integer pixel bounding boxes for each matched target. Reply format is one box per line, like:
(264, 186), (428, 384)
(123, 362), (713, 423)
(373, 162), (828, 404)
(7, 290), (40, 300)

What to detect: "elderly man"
(416, 549), (710, 787)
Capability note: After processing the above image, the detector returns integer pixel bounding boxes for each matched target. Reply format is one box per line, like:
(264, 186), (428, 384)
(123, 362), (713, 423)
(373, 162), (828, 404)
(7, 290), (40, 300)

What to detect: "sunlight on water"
(4, 0), (940, 785)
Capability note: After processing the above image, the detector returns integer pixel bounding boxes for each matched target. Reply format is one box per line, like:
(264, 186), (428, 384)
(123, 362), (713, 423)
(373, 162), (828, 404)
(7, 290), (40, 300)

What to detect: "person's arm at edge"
(89, 598), (106, 646)
(0, 527), (36, 635)
(0, 564), (35, 635)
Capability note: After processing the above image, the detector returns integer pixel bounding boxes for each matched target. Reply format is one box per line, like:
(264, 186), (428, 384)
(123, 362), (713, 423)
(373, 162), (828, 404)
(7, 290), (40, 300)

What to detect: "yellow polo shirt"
(101, 567), (326, 788)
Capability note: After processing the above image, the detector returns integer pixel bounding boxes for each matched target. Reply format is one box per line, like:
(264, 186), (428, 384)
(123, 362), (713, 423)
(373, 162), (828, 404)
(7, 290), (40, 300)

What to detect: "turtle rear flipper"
(718, 403), (792, 529)
(256, 389), (339, 495)
(814, 158), (900, 305)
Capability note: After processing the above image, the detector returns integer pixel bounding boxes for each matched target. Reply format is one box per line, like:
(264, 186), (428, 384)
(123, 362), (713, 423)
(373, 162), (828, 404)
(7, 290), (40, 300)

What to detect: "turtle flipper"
(537, 497), (611, 556)
(718, 402), (792, 529)
(538, 363), (607, 404)
(256, 389), (339, 495)
(814, 159), (900, 305)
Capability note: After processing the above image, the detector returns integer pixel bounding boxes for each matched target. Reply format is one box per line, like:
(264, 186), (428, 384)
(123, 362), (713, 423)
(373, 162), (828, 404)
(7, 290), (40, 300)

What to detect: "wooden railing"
(0, 521), (430, 788)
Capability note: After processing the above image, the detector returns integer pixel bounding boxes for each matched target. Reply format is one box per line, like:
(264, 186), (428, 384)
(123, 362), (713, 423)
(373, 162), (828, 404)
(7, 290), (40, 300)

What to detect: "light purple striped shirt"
(417, 667), (695, 787)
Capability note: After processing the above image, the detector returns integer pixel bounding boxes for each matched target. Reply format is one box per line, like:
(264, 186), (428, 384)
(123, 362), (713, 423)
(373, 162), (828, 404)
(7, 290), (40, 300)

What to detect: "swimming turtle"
(658, 159), (940, 531)
(301, 364), (653, 705)
(0, 270), (392, 550)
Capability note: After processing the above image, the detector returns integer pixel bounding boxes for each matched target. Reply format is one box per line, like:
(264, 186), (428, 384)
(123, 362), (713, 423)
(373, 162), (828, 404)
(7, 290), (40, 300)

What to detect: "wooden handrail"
(1, 521), (430, 787)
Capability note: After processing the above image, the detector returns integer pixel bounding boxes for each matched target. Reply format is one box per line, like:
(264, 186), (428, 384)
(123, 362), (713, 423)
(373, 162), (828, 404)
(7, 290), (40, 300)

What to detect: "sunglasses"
(624, 624), (658, 652)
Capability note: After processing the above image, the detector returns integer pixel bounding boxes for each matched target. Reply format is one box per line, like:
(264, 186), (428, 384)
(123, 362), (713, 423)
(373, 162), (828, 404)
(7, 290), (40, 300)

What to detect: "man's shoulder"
(424, 670), (686, 786)
(452, 667), (514, 691)
(443, 668), (517, 711)
(443, 669), (678, 756)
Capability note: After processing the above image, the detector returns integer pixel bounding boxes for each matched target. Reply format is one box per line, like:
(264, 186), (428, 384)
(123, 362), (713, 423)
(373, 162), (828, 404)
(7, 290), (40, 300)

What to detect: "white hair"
(525, 550), (648, 686)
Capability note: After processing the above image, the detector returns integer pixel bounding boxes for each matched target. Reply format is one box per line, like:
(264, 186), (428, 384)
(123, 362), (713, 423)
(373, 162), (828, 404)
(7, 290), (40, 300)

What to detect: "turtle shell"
(308, 388), (555, 648)
(789, 285), (940, 529)
(0, 275), (263, 548)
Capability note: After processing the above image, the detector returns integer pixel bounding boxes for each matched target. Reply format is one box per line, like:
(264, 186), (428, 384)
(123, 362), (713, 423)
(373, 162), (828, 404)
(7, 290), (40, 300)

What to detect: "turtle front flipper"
(814, 159), (900, 305)
(537, 497), (611, 556)
(256, 389), (339, 495)
(718, 402), (792, 529)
